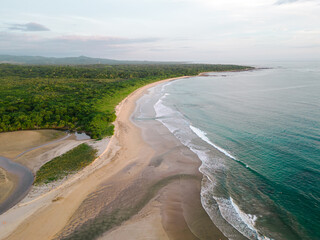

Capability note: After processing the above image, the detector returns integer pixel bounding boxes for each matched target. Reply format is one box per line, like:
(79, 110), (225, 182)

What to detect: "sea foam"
(153, 81), (273, 240)
(190, 125), (236, 160)
(214, 197), (273, 240)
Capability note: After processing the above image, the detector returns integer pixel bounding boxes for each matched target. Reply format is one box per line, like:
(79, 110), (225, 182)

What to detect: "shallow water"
(75, 132), (91, 140)
(0, 156), (34, 215)
(150, 62), (320, 240)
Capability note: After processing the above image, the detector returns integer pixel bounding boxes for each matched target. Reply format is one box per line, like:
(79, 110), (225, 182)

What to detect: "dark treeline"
(0, 64), (252, 138)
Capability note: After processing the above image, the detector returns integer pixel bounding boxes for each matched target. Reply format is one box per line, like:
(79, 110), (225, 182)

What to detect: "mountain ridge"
(0, 55), (183, 65)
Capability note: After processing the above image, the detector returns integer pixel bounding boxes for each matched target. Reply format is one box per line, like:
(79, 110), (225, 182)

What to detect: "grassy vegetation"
(0, 64), (253, 138)
(34, 143), (97, 185)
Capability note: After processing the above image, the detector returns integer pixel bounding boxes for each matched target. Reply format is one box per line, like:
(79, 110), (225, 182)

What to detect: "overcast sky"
(1, 0), (320, 63)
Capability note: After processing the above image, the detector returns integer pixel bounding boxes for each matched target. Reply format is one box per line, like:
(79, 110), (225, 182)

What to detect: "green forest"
(0, 64), (252, 138)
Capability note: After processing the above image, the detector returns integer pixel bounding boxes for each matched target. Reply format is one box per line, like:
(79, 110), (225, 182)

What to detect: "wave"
(214, 196), (273, 240)
(188, 127), (274, 239)
(190, 125), (236, 160)
(189, 125), (259, 174)
(201, 175), (273, 240)
(231, 198), (273, 240)
(230, 197), (258, 232)
(153, 82), (274, 240)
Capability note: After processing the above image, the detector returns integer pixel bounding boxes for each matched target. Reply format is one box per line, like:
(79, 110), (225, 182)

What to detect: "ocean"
(151, 62), (320, 240)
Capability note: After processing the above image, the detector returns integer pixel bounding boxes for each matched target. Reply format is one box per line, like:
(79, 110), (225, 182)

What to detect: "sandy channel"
(0, 130), (67, 210)
(0, 75), (227, 240)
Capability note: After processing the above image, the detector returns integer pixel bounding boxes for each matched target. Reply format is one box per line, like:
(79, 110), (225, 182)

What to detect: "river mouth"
(0, 156), (34, 215)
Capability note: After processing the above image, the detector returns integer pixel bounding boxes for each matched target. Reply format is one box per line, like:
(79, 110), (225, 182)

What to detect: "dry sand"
(14, 136), (87, 174)
(0, 130), (65, 159)
(0, 75), (227, 240)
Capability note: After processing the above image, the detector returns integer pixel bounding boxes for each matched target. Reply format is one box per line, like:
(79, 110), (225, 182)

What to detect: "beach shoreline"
(0, 74), (227, 240)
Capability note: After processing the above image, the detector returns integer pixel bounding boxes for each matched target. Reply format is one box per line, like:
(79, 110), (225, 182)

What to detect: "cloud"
(276, 0), (299, 4)
(50, 35), (158, 45)
(8, 22), (50, 31)
(0, 32), (160, 58)
(275, 0), (315, 5)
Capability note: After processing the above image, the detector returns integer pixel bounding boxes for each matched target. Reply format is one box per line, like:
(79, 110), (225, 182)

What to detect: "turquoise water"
(153, 63), (320, 240)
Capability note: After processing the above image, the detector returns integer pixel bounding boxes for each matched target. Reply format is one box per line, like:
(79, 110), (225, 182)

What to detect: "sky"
(1, 0), (320, 63)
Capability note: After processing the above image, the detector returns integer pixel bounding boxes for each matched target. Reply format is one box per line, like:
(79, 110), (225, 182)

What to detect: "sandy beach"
(0, 76), (227, 240)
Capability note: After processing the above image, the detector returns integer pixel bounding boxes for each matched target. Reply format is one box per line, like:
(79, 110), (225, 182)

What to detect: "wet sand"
(0, 76), (227, 240)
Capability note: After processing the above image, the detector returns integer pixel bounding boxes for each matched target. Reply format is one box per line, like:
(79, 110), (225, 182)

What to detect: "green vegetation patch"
(0, 64), (253, 138)
(34, 143), (97, 185)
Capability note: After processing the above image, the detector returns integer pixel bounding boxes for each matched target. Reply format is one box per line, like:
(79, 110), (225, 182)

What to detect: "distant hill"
(0, 55), (181, 65)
